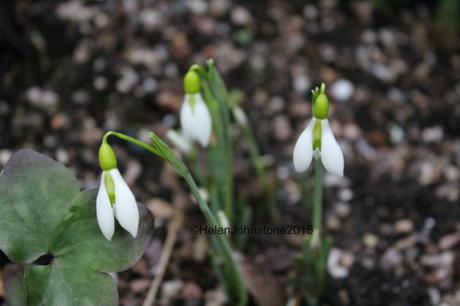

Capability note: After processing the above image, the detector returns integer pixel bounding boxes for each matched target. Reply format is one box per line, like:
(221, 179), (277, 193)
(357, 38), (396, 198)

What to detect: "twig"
(142, 212), (183, 306)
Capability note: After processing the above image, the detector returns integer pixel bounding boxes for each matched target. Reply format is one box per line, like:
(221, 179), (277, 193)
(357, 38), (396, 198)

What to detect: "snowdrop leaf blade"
(111, 169), (139, 238)
(293, 120), (315, 172)
(320, 120), (344, 176)
(149, 132), (189, 178)
(207, 60), (228, 101)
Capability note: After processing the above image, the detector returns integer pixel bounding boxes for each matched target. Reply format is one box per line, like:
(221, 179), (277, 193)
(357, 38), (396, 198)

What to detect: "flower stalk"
(312, 158), (323, 235)
(100, 130), (248, 306)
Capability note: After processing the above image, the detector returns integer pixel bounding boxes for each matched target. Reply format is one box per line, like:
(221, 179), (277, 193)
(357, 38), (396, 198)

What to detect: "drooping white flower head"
(179, 70), (212, 147)
(166, 129), (193, 155)
(96, 142), (139, 240)
(180, 93), (212, 147)
(293, 84), (344, 176)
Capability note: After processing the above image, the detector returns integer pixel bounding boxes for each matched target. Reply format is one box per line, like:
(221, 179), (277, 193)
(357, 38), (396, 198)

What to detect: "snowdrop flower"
(293, 84), (344, 176)
(166, 129), (193, 155)
(180, 70), (212, 147)
(96, 142), (139, 240)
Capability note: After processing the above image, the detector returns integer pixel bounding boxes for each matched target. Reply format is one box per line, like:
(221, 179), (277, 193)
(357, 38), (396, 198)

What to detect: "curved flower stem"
(103, 131), (165, 159)
(102, 130), (247, 306)
(312, 158), (323, 235)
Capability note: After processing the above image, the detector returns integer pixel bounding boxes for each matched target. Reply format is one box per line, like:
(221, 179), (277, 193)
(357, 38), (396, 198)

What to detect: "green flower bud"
(312, 120), (322, 150)
(104, 171), (116, 205)
(183, 70), (201, 94)
(313, 93), (329, 120)
(98, 142), (117, 171)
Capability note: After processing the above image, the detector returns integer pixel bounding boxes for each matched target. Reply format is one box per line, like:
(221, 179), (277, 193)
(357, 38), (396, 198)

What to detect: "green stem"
(202, 79), (234, 224)
(188, 149), (204, 185)
(240, 124), (279, 222)
(103, 131), (164, 158)
(312, 158), (323, 234)
(103, 130), (247, 306)
(207, 62), (234, 225)
(184, 172), (247, 306)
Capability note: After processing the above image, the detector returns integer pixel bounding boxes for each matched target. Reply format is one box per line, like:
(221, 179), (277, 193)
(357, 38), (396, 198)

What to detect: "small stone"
(422, 126), (443, 143)
(141, 9), (161, 30)
(231, 6), (252, 25)
(436, 184), (459, 202)
(193, 235), (208, 262)
(72, 90), (89, 105)
(205, 287), (228, 306)
(147, 198), (174, 219)
(183, 282), (203, 299)
(210, 0), (230, 16)
(293, 75), (311, 93)
(389, 124), (405, 144)
(421, 252), (454, 268)
(188, 0), (208, 14)
(25, 87), (59, 112)
(331, 79), (354, 101)
(272, 115), (292, 141)
(334, 202), (351, 218)
(363, 233), (378, 248)
(381, 249), (402, 269)
(124, 160), (142, 185)
(419, 161), (438, 185)
(51, 113), (69, 130)
(428, 288), (441, 305)
(94, 76), (107, 91)
(395, 219), (414, 234)
(338, 289), (350, 304)
(343, 123), (361, 140)
(55, 149), (69, 165)
(0, 150), (12, 166)
(326, 215), (341, 231)
(328, 248), (349, 279)
(268, 96), (285, 114)
(394, 235), (417, 251)
(130, 279), (150, 293)
(161, 280), (184, 300)
(116, 67), (139, 93)
(445, 165), (459, 182)
(131, 259), (149, 277)
(439, 233), (460, 250)
(338, 188), (353, 202)
(340, 252), (355, 268)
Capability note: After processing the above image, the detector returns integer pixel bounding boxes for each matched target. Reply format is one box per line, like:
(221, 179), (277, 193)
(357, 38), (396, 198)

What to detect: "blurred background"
(0, 0), (459, 305)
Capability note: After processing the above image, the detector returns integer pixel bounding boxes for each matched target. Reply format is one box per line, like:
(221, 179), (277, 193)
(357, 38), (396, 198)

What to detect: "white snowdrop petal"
(96, 173), (115, 241)
(320, 120), (344, 177)
(166, 129), (193, 154)
(293, 119), (315, 172)
(192, 94), (212, 147)
(179, 94), (212, 147)
(180, 95), (195, 141)
(111, 169), (139, 238)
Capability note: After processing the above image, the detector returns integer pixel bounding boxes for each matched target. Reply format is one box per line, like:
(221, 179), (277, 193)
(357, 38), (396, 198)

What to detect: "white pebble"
(331, 79), (354, 101)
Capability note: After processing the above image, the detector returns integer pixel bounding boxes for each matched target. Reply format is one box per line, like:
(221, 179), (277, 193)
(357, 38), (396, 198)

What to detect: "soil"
(0, 0), (459, 305)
